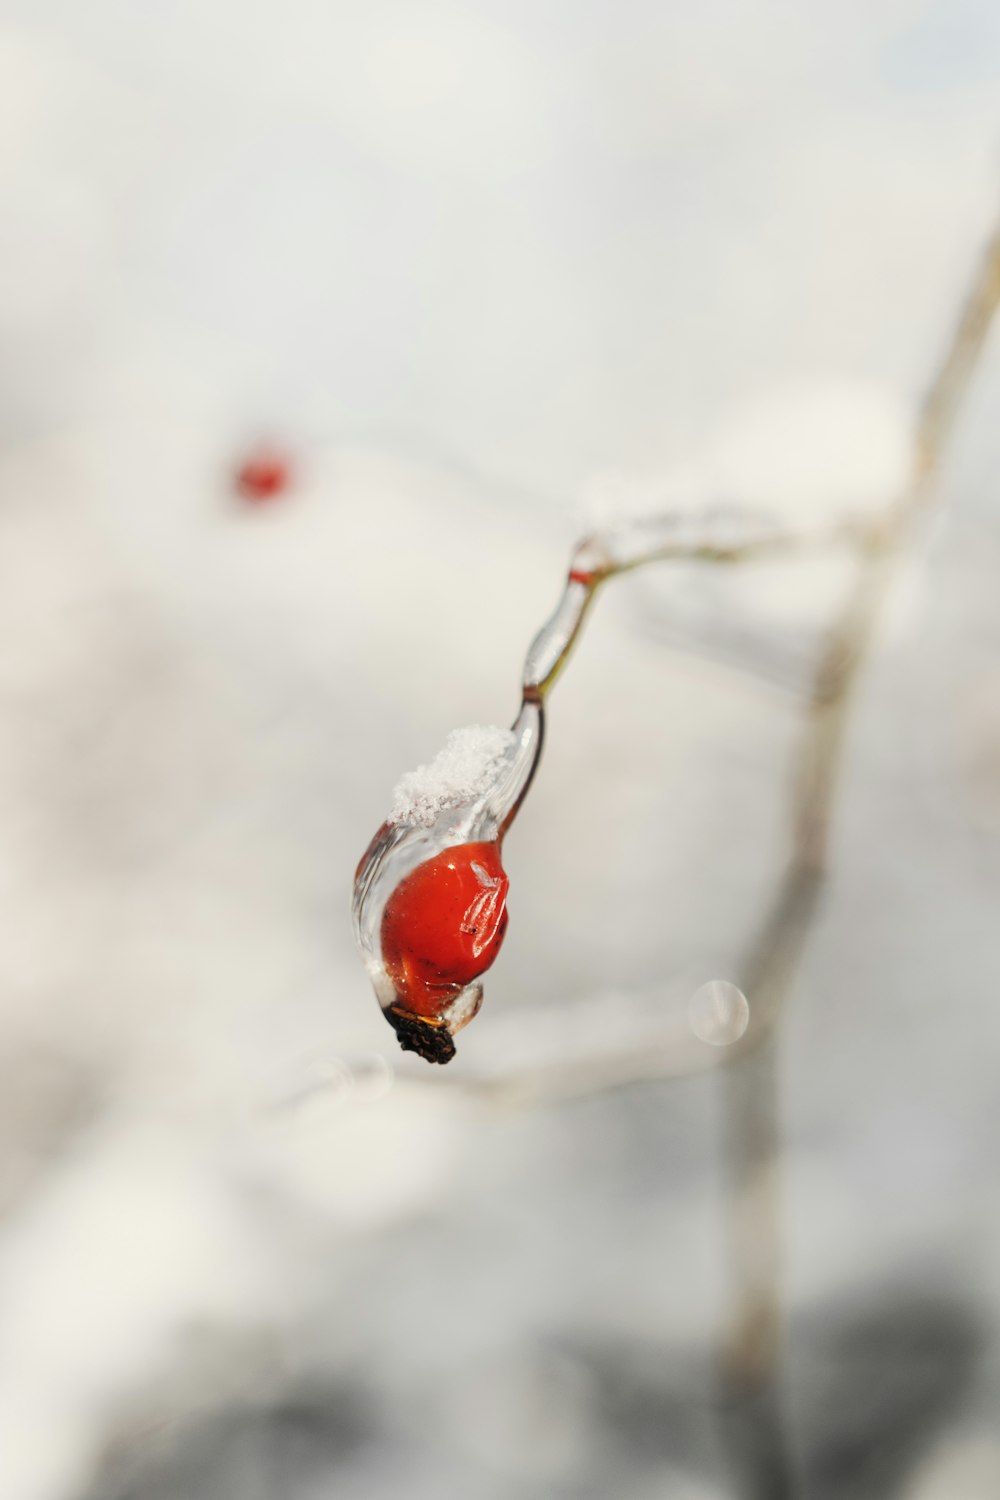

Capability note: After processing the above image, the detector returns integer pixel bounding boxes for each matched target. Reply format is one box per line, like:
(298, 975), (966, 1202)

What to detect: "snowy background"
(2, 3), (1000, 1497)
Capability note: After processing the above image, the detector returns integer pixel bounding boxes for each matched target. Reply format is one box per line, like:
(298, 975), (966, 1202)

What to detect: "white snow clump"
(391, 724), (515, 828)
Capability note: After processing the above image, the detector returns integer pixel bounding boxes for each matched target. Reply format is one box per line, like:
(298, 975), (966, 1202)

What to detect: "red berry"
(235, 450), (291, 502)
(379, 841), (509, 1021)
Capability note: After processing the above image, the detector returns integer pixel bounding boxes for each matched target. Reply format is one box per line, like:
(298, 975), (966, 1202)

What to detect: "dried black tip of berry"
(385, 1007), (456, 1065)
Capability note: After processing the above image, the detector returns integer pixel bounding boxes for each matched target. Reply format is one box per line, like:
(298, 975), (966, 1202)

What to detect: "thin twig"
(716, 214), (1000, 1495)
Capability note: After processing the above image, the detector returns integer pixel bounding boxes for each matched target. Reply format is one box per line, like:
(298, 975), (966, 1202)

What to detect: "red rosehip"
(379, 841), (509, 1022)
(235, 450), (291, 502)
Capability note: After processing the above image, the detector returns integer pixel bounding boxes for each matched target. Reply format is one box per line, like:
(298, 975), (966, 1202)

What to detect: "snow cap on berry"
(390, 724), (515, 828)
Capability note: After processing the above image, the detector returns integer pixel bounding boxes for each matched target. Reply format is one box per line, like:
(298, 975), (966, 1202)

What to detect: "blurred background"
(2, 3), (1000, 1497)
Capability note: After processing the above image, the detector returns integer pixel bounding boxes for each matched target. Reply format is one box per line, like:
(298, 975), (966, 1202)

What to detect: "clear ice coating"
(351, 701), (542, 1063)
(352, 507), (844, 1063)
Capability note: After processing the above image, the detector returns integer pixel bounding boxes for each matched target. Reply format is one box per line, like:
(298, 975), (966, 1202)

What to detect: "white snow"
(390, 724), (515, 827)
(2, 6), (1000, 1498)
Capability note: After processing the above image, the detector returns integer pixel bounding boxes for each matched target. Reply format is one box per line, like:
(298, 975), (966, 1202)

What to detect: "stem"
(715, 212), (1000, 1494)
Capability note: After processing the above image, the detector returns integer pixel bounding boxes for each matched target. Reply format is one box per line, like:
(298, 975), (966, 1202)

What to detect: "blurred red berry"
(235, 450), (292, 503)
